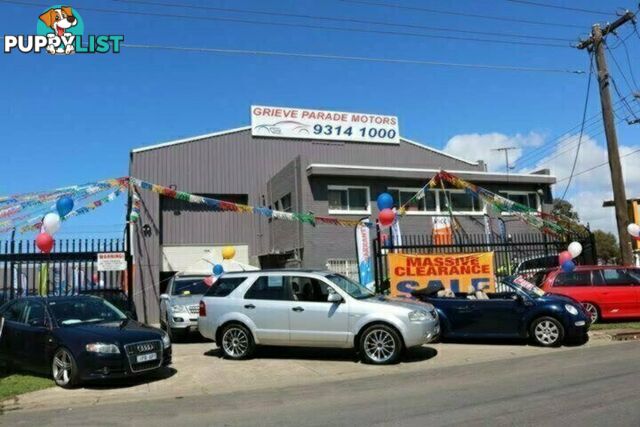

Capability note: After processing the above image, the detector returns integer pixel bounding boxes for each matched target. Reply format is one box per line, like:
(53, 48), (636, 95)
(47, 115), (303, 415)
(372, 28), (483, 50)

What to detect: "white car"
(198, 270), (439, 364)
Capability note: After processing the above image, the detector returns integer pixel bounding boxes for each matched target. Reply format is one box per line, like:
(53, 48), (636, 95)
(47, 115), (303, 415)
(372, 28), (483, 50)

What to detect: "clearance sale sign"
(388, 252), (495, 297)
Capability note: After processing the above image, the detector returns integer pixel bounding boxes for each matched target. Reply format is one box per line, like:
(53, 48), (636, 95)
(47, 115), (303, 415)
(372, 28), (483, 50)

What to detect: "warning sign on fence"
(97, 252), (127, 271)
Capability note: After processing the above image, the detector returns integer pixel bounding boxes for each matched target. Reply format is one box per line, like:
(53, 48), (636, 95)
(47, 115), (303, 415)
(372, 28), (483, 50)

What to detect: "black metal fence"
(373, 232), (596, 292)
(0, 238), (131, 304)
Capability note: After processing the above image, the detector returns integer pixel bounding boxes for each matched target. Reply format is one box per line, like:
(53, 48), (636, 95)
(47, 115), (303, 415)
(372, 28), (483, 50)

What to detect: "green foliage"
(593, 229), (620, 263)
(552, 198), (579, 221)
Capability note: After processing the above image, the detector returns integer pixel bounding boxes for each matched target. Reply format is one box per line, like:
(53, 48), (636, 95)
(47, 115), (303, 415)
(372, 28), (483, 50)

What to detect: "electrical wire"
(121, 43), (585, 73)
(560, 52), (593, 200)
(612, 32), (639, 90)
(112, 0), (574, 43)
(0, 0), (571, 48)
(339, 0), (585, 29)
(555, 148), (640, 184)
(505, 0), (613, 16)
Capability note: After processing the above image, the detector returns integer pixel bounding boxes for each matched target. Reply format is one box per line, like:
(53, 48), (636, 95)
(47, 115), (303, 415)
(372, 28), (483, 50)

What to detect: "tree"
(552, 198), (579, 221)
(593, 229), (620, 264)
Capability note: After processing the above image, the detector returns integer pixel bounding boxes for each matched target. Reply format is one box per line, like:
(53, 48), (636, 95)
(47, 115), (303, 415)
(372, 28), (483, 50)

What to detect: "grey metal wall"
(130, 128), (483, 322)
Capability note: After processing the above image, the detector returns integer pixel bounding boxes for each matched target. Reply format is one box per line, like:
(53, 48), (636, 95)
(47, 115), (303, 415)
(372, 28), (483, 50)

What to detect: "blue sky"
(1, 0), (639, 239)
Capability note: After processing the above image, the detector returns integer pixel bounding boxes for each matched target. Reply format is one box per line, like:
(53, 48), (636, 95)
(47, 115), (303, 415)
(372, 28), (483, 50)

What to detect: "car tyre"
(530, 316), (564, 347)
(219, 323), (255, 360)
(359, 324), (402, 365)
(582, 302), (599, 323)
(51, 347), (80, 389)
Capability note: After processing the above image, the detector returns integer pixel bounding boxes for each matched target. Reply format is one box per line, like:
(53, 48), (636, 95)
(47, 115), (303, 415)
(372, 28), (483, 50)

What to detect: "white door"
(242, 275), (291, 345)
(288, 276), (350, 346)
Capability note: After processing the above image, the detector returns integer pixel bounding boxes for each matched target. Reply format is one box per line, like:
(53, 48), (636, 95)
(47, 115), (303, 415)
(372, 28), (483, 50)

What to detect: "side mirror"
(327, 291), (343, 303)
(160, 294), (169, 301)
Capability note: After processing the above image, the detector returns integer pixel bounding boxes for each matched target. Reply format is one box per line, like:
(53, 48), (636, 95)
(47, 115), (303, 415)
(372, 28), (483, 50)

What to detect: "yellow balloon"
(222, 246), (236, 260)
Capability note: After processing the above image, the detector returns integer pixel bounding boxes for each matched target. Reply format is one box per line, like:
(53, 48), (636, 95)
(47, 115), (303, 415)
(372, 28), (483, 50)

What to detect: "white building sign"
(97, 252), (127, 271)
(251, 105), (400, 144)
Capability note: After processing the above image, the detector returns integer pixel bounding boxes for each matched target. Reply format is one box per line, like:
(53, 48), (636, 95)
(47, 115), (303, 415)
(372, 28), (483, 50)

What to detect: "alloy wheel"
(534, 320), (560, 345)
(222, 327), (249, 358)
(583, 303), (598, 323)
(52, 349), (73, 386)
(363, 329), (396, 363)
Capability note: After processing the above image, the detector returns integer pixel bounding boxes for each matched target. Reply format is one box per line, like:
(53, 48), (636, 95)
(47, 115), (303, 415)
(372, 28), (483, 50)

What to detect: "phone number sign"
(251, 105), (400, 144)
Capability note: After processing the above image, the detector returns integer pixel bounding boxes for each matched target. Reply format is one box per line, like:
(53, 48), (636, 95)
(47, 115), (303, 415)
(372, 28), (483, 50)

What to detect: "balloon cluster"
(36, 196), (74, 254)
(558, 241), (582, 273)
(627, 223), (640, 241)
(376, 193), (396, 227)
(204, 246), (236, 286)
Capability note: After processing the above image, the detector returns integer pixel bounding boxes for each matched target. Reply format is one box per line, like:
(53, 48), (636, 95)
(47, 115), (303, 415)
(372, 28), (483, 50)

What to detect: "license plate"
(136, 352), (157, 363)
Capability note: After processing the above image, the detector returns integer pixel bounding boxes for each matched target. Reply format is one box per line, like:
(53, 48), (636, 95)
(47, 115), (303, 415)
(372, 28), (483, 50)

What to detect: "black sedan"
(412, 276), (591, 347)
(0, 296), (171, 388)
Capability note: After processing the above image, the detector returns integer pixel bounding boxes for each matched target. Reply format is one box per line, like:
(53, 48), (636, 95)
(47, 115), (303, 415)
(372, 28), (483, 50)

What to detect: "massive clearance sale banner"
(388, 252), (495, 297)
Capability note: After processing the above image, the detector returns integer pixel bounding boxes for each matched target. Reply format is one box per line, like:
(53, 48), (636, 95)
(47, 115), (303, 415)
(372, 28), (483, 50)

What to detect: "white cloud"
(528, 134), (640, 233)
(443, 132), (545, 172)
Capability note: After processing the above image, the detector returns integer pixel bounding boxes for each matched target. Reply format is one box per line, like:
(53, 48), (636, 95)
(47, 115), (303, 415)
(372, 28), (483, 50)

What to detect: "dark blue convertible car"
(412, 276), (590, 346)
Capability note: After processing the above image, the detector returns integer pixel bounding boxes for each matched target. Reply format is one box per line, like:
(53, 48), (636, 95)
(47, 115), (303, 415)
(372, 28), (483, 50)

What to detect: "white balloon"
(567, 241), (582, 259)
(627, 223), (640, 237)
(42, 212), (61, 235)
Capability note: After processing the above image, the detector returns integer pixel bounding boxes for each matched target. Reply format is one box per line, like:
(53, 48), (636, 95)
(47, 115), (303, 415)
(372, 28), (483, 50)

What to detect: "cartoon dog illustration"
(39, 6), (77, 54)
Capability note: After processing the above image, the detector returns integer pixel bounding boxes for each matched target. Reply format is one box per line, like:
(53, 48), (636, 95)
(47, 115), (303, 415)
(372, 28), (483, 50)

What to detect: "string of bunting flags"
(397, 170), (587, 237)
(129, 177), (367, 228)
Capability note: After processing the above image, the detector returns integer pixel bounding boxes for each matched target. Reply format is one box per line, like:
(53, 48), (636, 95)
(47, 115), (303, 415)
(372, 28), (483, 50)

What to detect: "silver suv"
(160, 274), (209, 341)
(198, 270), (439, 364)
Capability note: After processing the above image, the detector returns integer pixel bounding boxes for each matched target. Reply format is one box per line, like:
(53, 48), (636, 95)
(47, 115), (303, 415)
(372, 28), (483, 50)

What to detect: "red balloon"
(203, 276), (215, 286)
(36, 232), (54, 254)
(92, 273), (100, 283)
(558, 250), (572, 265)
(378, 208), (396, 227)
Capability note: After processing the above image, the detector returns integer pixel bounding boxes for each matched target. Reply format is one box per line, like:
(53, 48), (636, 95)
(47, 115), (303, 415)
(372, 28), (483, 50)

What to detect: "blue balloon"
(56, 196), (74, 217)
(376, 192), (394, 211)
(561, 260), (576, 273)
(213, 264), (224, 276)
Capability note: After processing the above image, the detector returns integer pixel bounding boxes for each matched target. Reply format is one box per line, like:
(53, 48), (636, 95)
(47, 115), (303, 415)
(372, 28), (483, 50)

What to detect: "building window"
(499, 191), (540, 211)
(328, 186), (370, 214)
(388, 188), (481, 215)
(280, 193), (292, 212)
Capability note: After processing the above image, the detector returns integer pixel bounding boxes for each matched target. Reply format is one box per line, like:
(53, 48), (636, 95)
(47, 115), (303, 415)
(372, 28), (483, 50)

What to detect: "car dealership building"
(129, 106), (556, 321)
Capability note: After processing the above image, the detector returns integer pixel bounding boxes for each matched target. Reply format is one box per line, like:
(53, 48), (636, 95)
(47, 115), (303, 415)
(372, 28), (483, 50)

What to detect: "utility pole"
(491, 146), (517, 180)
(577, 10), (636, 265)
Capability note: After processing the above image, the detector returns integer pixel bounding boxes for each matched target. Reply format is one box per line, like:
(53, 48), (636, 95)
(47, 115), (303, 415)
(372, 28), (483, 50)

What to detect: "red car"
(540, 266), (640, 323)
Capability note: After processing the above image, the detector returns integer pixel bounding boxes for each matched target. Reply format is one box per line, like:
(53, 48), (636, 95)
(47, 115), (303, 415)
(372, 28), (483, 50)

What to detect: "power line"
(0, 0), (570, 48)
(121, 43), (585, 73)
(505, 0), (613, 16)
(560, 52), (594, 200)
(612, 32), (640, 90)
(112, 0), (574, 43)
(555, 148), (640, 184)
(339, 0), (585, 29)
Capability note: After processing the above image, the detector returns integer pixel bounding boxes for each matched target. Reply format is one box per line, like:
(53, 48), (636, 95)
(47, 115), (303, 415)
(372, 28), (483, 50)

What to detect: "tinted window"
(3, 300), (27, 323)
(24, 301), (47, 327)
(291, 277), (331, 302)
(172, 278), (209, 296)
(598, 269), (639, 286)
(244, 276), (291, 301)
(205, 277), (247, 297)
(48, 298), (126, 326)
(553, 271), (592, 287)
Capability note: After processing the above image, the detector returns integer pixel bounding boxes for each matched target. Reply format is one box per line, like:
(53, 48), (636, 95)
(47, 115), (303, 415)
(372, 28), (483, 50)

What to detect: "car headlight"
(565, 304), (579, 315)
(162, 331), (171, 349)
(170, 305), (188, 313)
(86, 343), (120, 354)
(408, 310), (430, 321)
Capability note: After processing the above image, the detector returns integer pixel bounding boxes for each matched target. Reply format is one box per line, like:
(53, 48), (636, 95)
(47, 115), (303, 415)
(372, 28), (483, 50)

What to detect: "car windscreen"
(48, 298), (127, 326)
(81, 292), (129, 312)
(509, 276), (545, 298)
(325, 274), (375, 300)
(172, 278), (209, 296)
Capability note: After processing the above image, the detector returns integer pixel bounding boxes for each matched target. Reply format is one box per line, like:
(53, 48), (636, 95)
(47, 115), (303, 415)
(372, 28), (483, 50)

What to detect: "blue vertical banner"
(355, 219), (375, 290)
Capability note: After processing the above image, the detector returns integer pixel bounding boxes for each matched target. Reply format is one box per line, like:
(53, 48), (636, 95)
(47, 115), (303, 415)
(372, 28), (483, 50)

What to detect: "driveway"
(0, 334), (620, 414)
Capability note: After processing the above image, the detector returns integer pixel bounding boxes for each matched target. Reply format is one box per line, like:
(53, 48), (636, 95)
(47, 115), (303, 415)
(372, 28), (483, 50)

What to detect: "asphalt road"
(3, 341), (639, 427)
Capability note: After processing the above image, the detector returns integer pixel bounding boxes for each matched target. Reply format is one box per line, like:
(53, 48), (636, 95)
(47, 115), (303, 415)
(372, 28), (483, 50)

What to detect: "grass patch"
(591, 321), (640, 331)
(0, 373), (54, 401)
